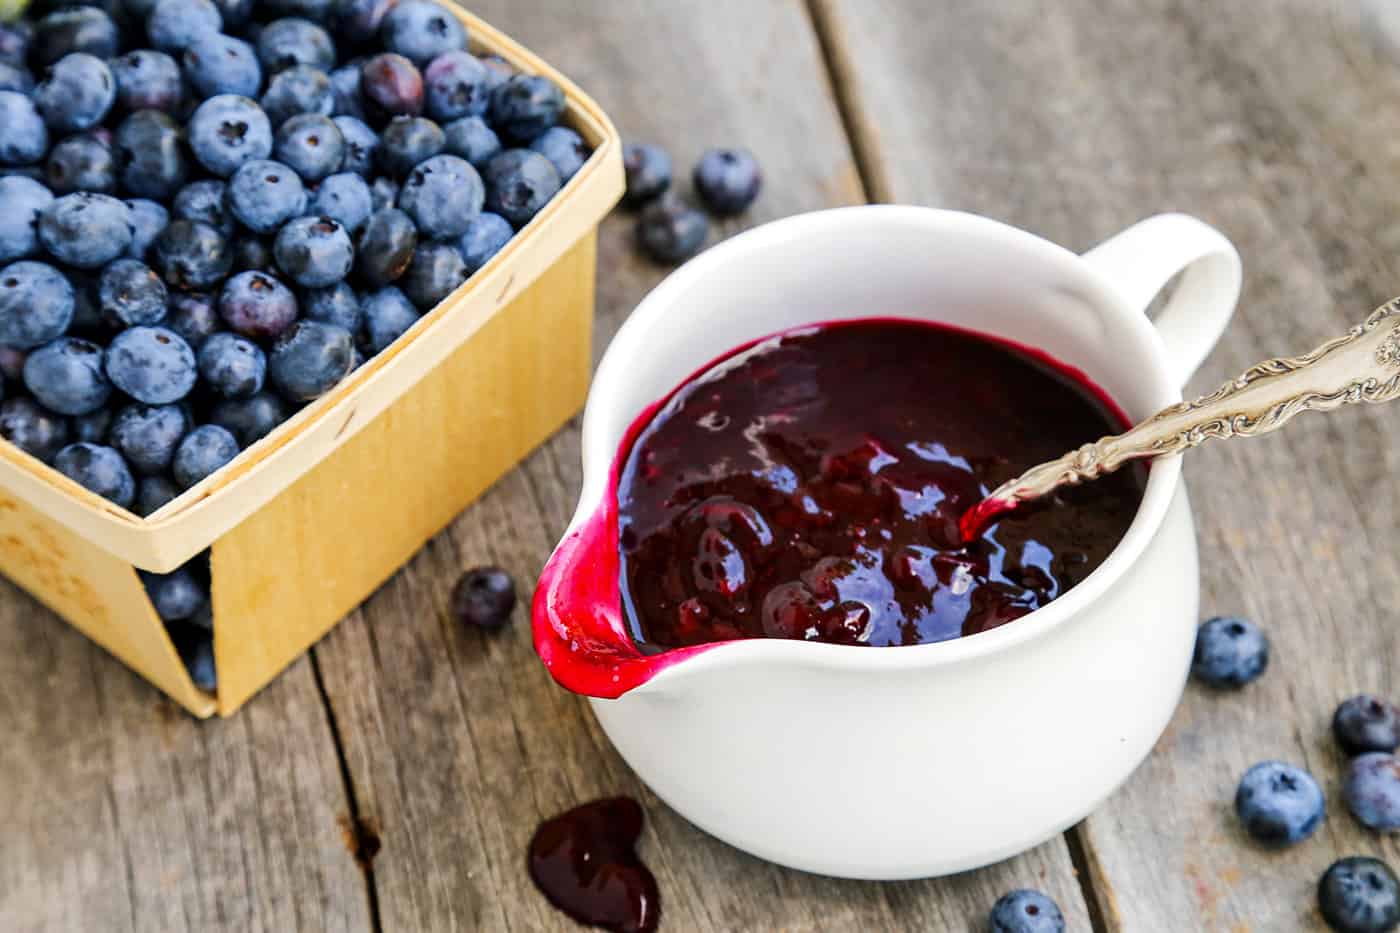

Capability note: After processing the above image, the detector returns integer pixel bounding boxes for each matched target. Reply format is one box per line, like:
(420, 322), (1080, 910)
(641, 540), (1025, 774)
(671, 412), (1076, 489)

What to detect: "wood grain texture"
(813, 0), (1400, 929)
(308, 0), (1091, 930)
(0, 574), (370, 933)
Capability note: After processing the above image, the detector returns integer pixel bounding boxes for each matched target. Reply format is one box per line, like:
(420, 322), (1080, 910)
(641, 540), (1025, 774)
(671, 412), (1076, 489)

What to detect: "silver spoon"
(959, 297), (1400, 542)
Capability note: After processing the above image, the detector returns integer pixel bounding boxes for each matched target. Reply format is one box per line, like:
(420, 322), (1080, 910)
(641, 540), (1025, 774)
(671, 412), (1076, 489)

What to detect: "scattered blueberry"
(457, 211), (512, 274)
(135, 474), (179, 517)
(334, 115), (378, 176)
(489, 74), (563, 143)
(530, 126), (588, 183)
(1336, 696), (1400, 758)
(45, 133), (115, 195)
(482, 148), (560, 227)
(198, 332), (266, 398)
(360, 52), (423, 118)
(98, 259), (169, 328)
(378, 115), (445, 178)
(0, 176), (53, 263)
(451, 566), (516, 629)
(423, 50), (489, 123)
(219, 270), (298, 339)
(360, 285), (418, 353)
(110, 402), (188, 475)
(302, 281), (361, 332)
(260, 64), (334, 127)
(111, 50), (184, 114)
(0, 396), (69, 462)
(274, 216), (354, 288)
(172, 423), (240, 489)
(0, 260), (75, 348)
(256, 17), (334, 74)
(1235, 760), (1325, 846)
(380, 0), (467, 67)
(309, 172), (373, 234)
(54, 442), (134, 507)
(267, 319), (354, 401)
(989, 890), (1066, 933)
(33, 7), (119, 67)
(113, 109), (188, 200)
(227, 158), (307, 233)
(23, 337), (110, 416)
(1191, 615), (1268, 688)
(141, 567), (208, 621)
(153, 220), (233, 291)
(693, 147), (762, 215)
(355, 208), (416, 286)
(166, 292), (222, 347)
(104, 325), (197, 405)
(209, 390), (287, 446)
(401, 242), (466, 310)
(148, 0), (223, 54)
(1318, 857), (1400, 933)
(0, 91), (50, 165)
(636, 195), (708, 264)
(125, 199), (171, 261)
(398, 153), (483, 240)
(1344, 753), (1400, 832)
(173, 181), (235, 238)
(183, 32), (262, 99)
(442, 115), (500, 168)
(187, 95), (274, 177)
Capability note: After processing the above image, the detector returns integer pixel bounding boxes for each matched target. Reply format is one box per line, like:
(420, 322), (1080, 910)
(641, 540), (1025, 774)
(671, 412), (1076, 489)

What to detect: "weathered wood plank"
(310, 0), (1093, 929)
(813, 0), (1400, 929)
(0, 575), (370, 933)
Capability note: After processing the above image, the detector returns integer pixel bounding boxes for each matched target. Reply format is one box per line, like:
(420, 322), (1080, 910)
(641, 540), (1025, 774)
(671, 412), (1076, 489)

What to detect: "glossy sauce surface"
(527, 797), (659, 933)
(616, 319), (1145, 649)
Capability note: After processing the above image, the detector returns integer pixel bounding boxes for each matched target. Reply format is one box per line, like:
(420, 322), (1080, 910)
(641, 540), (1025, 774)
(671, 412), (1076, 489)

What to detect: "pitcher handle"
(1081, 213), (1242, 390)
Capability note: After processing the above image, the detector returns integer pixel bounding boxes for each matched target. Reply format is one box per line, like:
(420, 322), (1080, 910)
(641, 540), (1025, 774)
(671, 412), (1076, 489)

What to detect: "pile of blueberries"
(622, 141), (761, 264)
(0, 0), (589, 693)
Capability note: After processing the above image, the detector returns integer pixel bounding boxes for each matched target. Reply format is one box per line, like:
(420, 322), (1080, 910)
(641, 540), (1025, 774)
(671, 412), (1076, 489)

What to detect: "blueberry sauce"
(527, 797), (659, 933)
(616, 319), (1145, 649)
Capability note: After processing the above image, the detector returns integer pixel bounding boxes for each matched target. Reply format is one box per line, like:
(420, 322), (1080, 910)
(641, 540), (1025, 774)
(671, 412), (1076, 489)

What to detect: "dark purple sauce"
(527, 797), (659, 933)
(615, 319), (1145, 649)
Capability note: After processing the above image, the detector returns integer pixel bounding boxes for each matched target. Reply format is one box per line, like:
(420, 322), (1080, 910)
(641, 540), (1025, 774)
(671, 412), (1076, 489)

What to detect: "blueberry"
(113, 110), (189, 201)
(33, 7), (120, 67)
(71, 407), (111, 444)
(213, 0), (256, 29)
(141, 566), (208, 621)
(0, 176), (54, 263)
(401, 242), (465, 310)
(104, 326), (197, 405)
(443, 115), (500, 168)
(398, 154), (482, 240)
(354, 208), (416, 286)
(0, 261), (75, 348)
(274, 113), (345, 182)
(329, 62), (364, 119)
(231, 236), (276, 274)
(125, 199), (171, 263)
(989, 889), (1065, 933)
(153, 220), (233, 292)
(172, 622), (217, 691)
(148, 0), (222, 54)
(335, 0), (397, 45)
(134, 474), (179, 516)
(261, 0), (337, 19)
(274, 216), (353, 288)
(380, 0), (467, 67)
(188, 95), (274, 178)
(0, 63), (33, 94)
(54, 442), (135, 507)
(268, 319), (353, 401)
(451, 566), (516, 628)
(183, 33), (262, 99)
(110, 402), (187, 474)
(482, 149), (560, 228)
(98, 259), (168, 328)
(45, 134), (116, 195)
(334, 116), (378, 176)
(378, 115), (444, 178)
(360, 52), (423, 119)
(636, 195), (708, 264)
(488, 74), (564, 144)
(478, 54), (513, 92)
(1319, 857), (1400, 933)
(0, 92), (50, 166)
(694, 147), (763, 215)
(0, 22), (28, 69)
(227, 159), (307, 234)
(531, 127), (589, 185)
(198, 332), (266, 399)
(423, 51), (489, 123)
(165, 292), (220, 347)
(219, 270), (297, 339)
(1336, 696), (1400, 757)
(368, 176), (399, 212)
(1235, 760), (1325, 846)
(172, 423), (239, 489)
(309, 172), (372, 234)
(0, 396), (69, 462)
(258, 18), (335, 75)
(302, 281), (361, 332)
(457, 212), (512, 274)
(209, 390), (287, 446)
(24, 337), (110, 416)
(173, 181), (235, 238)
(111, 50), (184, 115)
(360, 285), (418, 353)
(0, 345), (25, 383)
(260, 64), (334, 127)
(1191, 615), (1268, 688)
(1344, 753), (1400, 832)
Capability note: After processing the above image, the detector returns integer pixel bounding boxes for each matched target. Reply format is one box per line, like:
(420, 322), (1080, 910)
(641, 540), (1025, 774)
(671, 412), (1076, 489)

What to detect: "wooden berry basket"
(0, 7), (624, 718)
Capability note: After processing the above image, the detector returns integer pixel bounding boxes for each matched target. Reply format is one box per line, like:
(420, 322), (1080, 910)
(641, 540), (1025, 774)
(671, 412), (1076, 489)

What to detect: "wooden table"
(5, 1), (1400, 929)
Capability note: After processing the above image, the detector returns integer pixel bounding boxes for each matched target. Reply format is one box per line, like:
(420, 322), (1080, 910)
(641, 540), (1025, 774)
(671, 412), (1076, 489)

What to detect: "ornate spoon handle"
(962, 298), (1400, 539)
